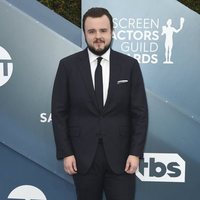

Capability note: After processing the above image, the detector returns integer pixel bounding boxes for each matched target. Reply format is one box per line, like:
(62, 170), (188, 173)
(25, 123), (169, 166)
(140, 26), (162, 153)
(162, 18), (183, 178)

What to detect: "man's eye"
(101, 29), (107, 33)
(88, 30), (95, 34)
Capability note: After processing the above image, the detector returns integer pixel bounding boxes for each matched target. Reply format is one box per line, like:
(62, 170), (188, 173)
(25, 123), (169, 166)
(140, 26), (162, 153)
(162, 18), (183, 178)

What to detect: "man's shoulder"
(111, 49), (138, 64)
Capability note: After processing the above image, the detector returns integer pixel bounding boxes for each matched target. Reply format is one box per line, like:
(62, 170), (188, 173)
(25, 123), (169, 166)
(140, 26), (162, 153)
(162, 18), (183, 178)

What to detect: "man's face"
(84, 15), (113, 55)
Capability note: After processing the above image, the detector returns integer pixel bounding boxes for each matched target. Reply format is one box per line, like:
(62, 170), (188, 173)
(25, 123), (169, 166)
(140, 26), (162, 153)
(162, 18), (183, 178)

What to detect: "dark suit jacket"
(52, 49), (148, 174)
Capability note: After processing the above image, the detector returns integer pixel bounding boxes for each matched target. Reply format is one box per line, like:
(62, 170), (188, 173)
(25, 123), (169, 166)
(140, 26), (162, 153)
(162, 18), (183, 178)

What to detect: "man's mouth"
(94, 39), (105, 44)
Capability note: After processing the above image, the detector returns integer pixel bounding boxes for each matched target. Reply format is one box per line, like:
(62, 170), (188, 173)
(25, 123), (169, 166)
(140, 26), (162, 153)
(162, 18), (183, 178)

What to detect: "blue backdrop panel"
(0, 0), (81, 197)
(6, 0), (81, 46)
(0, 143), (76, 200)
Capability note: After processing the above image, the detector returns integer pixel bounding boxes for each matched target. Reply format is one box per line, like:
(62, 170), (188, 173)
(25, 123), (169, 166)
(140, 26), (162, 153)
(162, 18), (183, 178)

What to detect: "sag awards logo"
(0, 46), (13, 87)
(136, 153), (186, 183)
(8, 185), (47, 200)
(113, 17), (185, 64)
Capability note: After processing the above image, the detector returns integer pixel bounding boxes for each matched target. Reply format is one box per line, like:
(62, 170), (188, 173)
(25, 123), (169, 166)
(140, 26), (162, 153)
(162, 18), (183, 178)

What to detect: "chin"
(96, 47), (104, 52)
(88, 43), (111, 56)
(95, 45), (105, 50)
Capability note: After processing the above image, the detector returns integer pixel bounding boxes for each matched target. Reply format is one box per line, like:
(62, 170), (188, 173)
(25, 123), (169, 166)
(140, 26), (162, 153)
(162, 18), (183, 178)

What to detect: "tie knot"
(97, 57), (103, 65)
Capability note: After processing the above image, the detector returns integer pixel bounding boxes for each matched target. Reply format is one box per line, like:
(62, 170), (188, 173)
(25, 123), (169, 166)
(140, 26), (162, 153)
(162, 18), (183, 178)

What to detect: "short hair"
(83, 7), (113, 32)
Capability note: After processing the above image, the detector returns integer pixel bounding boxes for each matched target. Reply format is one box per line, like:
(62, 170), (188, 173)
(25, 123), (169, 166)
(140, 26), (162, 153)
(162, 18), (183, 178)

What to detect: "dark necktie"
(95, 57), (103, 110)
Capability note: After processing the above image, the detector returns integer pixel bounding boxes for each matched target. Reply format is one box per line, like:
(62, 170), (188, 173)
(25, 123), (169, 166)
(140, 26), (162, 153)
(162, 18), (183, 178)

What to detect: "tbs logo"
(136, 153), (186, 182)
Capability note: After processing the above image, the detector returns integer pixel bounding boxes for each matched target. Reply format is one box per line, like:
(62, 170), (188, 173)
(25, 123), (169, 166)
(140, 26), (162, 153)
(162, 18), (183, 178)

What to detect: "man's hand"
(64, 155), (77, 175)
(125, 155), (139, 174)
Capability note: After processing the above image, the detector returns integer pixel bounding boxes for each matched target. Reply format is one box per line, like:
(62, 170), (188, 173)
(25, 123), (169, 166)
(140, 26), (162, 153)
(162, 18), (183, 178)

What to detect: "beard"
(86, 38), (112, 56)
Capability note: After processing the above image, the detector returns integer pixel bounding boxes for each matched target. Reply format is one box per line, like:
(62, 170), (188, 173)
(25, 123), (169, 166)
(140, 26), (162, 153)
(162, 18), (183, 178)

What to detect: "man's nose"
(95, 31), (101, 38)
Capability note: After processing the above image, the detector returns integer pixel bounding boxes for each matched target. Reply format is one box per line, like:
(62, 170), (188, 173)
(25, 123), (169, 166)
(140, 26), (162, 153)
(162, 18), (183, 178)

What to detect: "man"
(52, 7), (148, 200)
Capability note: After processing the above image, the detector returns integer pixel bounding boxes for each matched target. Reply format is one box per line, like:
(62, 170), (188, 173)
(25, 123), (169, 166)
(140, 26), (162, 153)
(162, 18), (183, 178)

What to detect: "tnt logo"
(136, 153), (186, 182)
(0, 46), (13, 87)
(8, 185), (47, 200)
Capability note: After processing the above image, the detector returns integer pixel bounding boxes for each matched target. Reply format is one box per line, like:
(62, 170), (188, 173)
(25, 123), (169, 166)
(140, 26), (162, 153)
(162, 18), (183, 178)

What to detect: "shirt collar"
(87, 48), (110, 63)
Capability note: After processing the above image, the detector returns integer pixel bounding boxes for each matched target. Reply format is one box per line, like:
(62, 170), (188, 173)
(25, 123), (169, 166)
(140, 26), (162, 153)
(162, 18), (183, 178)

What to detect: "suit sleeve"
(129, 59), (148, 158)
(51, 60), (73, 159)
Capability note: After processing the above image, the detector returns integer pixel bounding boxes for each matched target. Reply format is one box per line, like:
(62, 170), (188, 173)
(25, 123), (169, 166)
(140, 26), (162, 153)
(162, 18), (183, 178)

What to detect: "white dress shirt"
(88, 48), (110, 106)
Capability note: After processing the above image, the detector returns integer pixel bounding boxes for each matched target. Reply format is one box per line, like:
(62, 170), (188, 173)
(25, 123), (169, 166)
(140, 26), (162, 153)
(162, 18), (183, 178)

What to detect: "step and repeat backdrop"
(0, 0), (200, 199)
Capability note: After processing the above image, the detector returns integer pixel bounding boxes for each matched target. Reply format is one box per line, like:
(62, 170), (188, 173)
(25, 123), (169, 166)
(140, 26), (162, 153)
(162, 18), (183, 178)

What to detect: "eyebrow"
(87, 28), (108, 32)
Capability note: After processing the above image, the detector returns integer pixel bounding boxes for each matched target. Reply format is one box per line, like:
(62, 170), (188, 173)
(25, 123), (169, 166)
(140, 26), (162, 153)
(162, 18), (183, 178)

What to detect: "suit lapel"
(103, 50), (121, 112)
(78, 49), (99, 110)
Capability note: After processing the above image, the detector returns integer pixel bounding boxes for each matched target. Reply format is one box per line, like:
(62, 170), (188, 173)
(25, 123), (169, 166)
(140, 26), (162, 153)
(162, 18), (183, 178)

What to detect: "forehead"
(84, 15), (111, 30)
